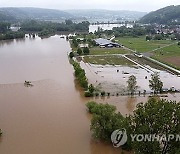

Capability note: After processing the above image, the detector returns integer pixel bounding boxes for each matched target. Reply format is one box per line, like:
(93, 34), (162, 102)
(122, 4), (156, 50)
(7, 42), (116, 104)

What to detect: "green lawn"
(83, 55), (134, 65)
(151, 43), (180, 70)
(90, 47), (130, 55)
(116, 36), (175, 53)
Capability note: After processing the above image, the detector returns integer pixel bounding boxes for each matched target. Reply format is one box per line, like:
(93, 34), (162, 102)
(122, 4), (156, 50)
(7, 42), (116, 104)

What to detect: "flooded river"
(89, 24), (133, 33)
(0, 35), (179, 154)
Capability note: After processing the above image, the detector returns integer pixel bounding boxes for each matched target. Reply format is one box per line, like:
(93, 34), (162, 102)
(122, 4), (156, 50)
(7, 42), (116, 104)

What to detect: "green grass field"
(151, 43), (180, 70)
(83, 55), (134, 65)
(116, 36), (175, 53)
(90, 47), (130, 55)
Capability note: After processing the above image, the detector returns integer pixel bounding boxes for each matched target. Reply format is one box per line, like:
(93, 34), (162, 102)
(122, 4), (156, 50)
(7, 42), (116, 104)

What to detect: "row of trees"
(127, 72), (163, 95)
(0, 31), (25, 40)
(21, 20), (90, 32)
(94, 25), (150, 38)
(72, 61), (88, 89)
(77, 47), (90, 55)
(86, 98), (180, 154)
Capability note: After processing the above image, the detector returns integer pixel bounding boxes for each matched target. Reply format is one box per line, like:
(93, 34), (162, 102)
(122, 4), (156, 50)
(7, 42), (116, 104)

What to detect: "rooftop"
(95, 38), (120, 46)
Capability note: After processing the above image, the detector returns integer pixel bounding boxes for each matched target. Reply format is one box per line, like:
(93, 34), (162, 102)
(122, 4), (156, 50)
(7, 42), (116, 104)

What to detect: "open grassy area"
(90, 47), (130, 55)
(83, 55), (134, 65)
(151, 43), (180, 70)
(116, 36), (175, 53)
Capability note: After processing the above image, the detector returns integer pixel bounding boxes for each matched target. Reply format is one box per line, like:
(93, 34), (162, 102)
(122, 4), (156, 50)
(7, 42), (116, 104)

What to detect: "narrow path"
(150, 41), (178, 52)
(123, 55), (154, 73)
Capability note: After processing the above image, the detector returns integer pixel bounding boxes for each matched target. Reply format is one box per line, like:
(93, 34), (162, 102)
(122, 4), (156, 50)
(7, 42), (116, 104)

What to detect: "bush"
(95, 92), (99, 96)
(69, 52), (74, 58)
(84, 91), (93, 97)
(86, 101), (97, 113)
(101, 91), (105, 96)
(77, 48), (82, 55)
(83, 47), (90, 54)
(88, 84), (95, 93)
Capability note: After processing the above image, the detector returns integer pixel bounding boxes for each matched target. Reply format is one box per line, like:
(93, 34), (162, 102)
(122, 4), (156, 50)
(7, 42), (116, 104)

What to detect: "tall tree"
(77, 48), (82, 55)
(127, 75), (138, 96)
(149, 72), (163, 94)
(83, 47), (90, 55)
(130, 98), (180, 154)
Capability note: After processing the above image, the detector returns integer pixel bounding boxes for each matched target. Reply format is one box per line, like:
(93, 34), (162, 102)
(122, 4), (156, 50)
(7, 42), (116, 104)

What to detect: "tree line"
(21, 20), (90, 33)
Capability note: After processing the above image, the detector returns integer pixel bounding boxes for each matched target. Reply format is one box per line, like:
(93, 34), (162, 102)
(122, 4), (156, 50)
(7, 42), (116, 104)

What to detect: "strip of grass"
(84, 55), (134, 65)
(116, 36), (175, 53)
(153, 43), (180, 57)
(90, 47), (130, 55)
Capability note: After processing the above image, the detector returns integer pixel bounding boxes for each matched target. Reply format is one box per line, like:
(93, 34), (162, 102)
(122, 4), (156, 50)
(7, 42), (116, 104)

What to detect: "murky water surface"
(89, 24), (133, 33)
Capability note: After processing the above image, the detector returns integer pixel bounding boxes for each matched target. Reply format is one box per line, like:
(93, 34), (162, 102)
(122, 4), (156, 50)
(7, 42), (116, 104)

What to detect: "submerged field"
(116, 36), (175, 53)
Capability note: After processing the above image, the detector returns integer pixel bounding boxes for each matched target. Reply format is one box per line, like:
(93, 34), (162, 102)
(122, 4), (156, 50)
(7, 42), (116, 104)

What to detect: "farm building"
(95, 38), (121, 48)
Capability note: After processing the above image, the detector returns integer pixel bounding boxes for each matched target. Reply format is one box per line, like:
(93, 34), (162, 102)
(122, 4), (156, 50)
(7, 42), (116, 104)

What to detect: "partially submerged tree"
(87, 99), (180, 153)
(149, 72), (163, 94)
(127, 75), (138, 96)
(88, 84), (95, 93)
(86, 102), (126, 141)
(130, 98), (180, 154)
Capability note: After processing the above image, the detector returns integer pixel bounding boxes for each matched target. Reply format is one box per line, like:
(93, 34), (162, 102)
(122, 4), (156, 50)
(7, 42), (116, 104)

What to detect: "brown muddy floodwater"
(0, 35), (178, 154)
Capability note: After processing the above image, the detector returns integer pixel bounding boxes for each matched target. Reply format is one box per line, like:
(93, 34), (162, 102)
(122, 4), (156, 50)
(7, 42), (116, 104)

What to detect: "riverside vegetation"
(0, 20), (90, 40)
(86, 98), (180, 154)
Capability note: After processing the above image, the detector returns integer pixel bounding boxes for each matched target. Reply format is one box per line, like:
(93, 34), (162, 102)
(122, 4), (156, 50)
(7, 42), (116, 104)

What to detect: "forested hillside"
(140, 5), (180, 24)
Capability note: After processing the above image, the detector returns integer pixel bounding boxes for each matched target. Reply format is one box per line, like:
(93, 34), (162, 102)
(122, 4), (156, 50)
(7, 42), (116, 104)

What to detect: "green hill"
(0, 7), (73, 22)
(139, 5), (180, 24)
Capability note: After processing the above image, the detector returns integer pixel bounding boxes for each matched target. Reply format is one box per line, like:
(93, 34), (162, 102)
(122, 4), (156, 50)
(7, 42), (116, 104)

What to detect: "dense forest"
(139, 5), (180, 24)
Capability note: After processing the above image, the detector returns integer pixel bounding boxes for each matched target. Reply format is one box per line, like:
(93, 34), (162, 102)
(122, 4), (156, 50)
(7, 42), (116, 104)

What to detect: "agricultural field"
(83, 55), (134, 65)
(116, 36), (175, 53)
(90, 47), (130, 55)
(151, 43), (180, 70)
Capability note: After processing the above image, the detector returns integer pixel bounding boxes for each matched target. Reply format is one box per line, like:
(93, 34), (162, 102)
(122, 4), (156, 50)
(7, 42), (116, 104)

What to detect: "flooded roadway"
(0, 35), (179, 154)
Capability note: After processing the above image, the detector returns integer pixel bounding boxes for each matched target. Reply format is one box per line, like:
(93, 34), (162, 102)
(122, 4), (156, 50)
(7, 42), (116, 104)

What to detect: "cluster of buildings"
(154, 25), (180, 35)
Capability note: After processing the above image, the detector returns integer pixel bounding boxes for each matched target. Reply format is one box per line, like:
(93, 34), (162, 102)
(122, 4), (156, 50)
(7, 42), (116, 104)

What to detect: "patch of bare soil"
(163, 56), (180, 67)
